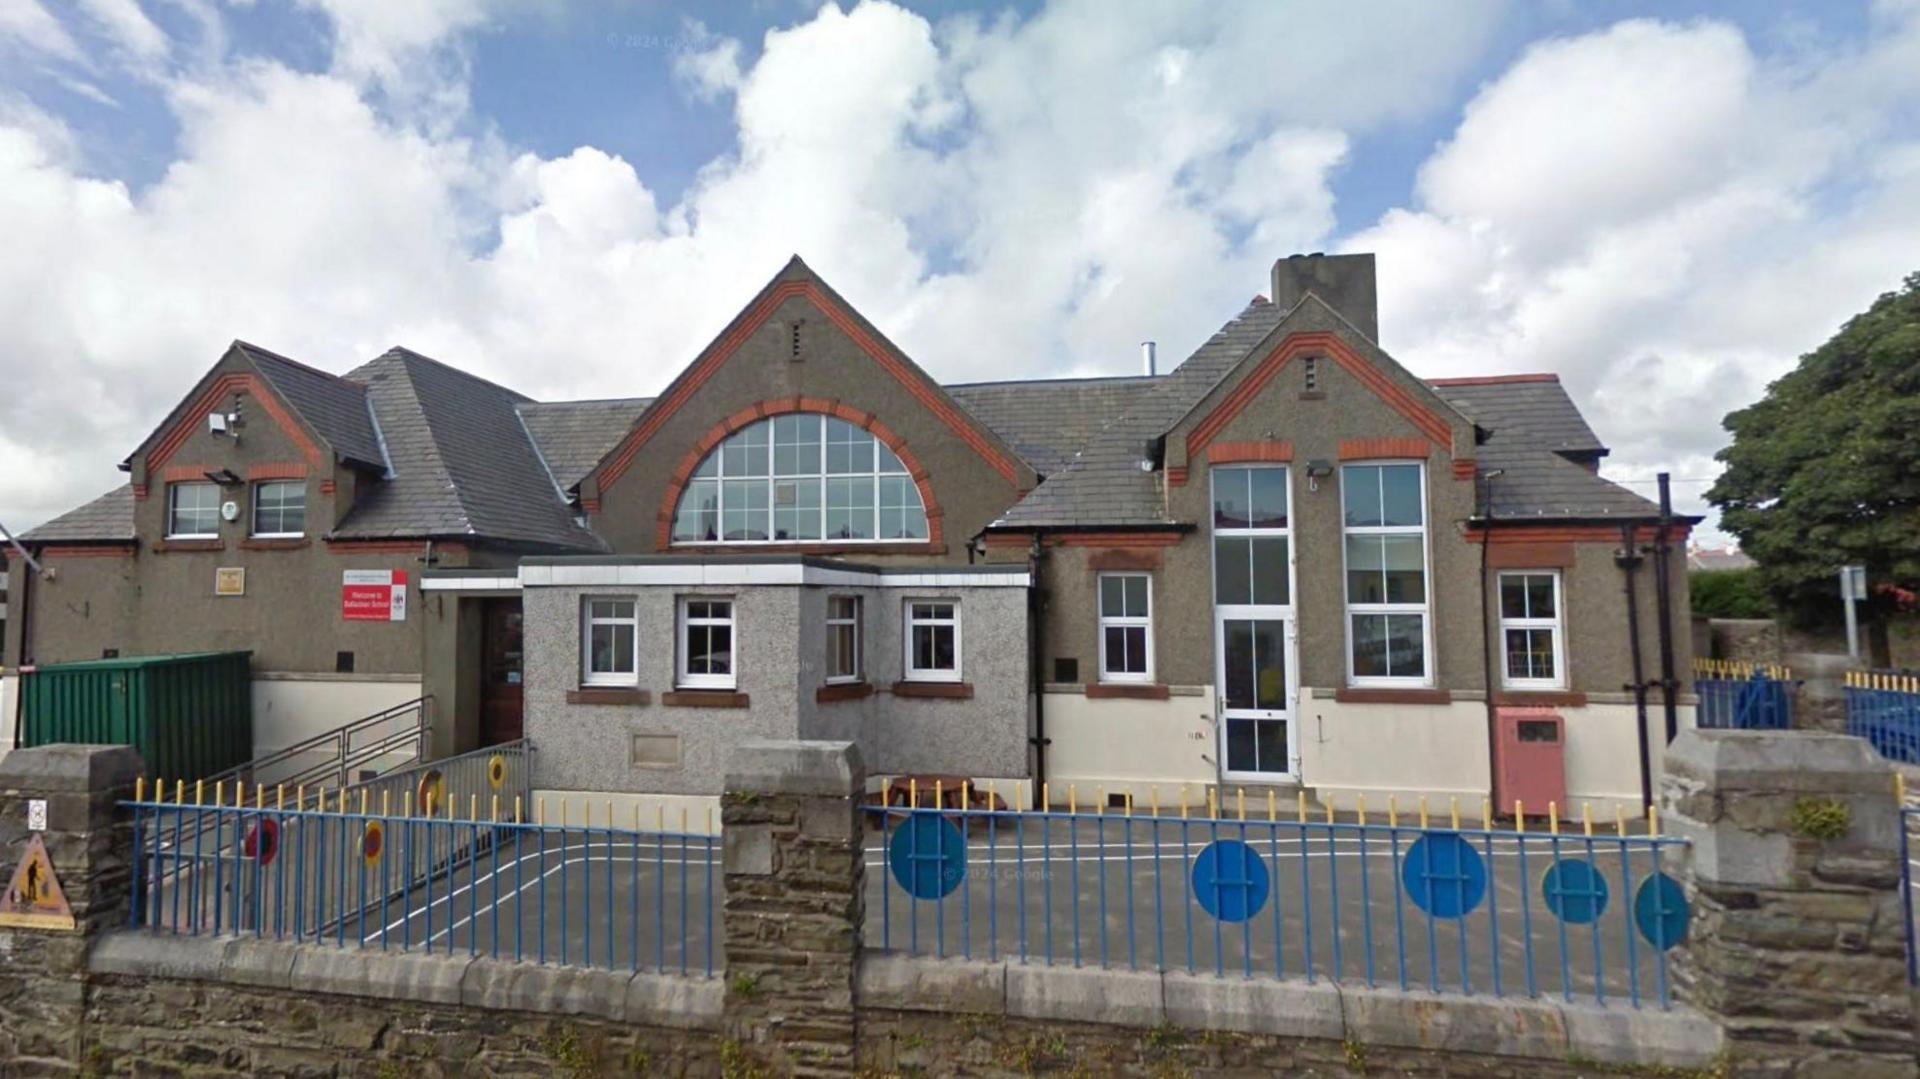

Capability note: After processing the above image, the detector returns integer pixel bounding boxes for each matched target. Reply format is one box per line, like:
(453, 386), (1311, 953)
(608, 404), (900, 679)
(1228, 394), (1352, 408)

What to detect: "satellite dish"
(220, 501), (240, 523)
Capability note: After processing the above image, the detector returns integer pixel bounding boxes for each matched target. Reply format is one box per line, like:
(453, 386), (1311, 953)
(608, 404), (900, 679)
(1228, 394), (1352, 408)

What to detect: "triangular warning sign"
(0, 835), (76, 930)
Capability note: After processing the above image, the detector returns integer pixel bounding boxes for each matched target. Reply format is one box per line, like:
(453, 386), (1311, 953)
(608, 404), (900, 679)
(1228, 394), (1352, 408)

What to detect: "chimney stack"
(1271, 252), (1379, 344)
(1141, 341), (1157, 377)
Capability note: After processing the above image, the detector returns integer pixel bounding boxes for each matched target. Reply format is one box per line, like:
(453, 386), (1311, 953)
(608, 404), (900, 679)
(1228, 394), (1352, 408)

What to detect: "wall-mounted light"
(204, 468), (242, 486)
(1305, 458), (1334, 492)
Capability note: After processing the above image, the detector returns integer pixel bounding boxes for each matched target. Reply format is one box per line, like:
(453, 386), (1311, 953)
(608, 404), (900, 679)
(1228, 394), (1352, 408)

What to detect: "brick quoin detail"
(595, 280), (1023, 495)
(1338, 438), (1433, 461)
(653, 398), (946, 551)
(246, 462), (309, 481)
(1452, 458), (1477, 480)
(1208, 441), (1294, 465)
(139, 373), (328, 497)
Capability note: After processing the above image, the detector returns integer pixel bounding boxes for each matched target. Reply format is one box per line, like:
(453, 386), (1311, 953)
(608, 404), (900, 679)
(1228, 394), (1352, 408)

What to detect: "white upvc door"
(1209, 465), (1300, 783)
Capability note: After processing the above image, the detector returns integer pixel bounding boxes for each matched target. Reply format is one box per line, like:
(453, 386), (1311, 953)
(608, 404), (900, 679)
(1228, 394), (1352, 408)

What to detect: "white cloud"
(0, 0), (82, 62)
(77, 0), (168, 64)
(1348, 12), (1920, 538)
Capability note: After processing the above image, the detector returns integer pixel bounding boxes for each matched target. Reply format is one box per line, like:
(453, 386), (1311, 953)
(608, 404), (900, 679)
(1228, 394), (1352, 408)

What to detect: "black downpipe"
(1476, 473), (1500, 816)
(1027, 536), (1050, 793)
(1617, 524), (1653, 814)
(1653, 473), (1680, 744)
(11, 555), (31, 750)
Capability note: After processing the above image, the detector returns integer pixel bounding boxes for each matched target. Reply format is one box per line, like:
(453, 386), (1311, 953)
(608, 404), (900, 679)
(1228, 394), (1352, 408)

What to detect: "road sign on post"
(1840, 565), (1867, 660)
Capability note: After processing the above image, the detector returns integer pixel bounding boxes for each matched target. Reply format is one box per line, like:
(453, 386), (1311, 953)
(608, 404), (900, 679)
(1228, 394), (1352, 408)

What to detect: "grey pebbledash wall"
(521, 574), (1030, 795)
(4, 735), (1914, 1076)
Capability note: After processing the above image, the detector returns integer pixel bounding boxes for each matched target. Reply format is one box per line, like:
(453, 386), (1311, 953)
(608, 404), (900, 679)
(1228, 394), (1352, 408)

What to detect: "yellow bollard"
(492, 795), (500, 823)
(937, 779), (945, 811)
(1387, 795), (1398, 829)
(1449, 796), (1460, 831)
(175, 779), (184, 805)
(1238, 788), (1247, 822)
(359, 788), (368, 815)
(1208, 787), (1218, 820)
(516, 795), (523, 825)
(1325, 797), (1335, 826)
(1067, 784), (1075, 815)
(1179, 786), (1189, 819)
(1042, 783), (1051, 813)
(1150, 786), (1160, 818)
(1514, 801), (1525, 833)
(380, 789), (388, 816)
(1419, 795), (1430, 829)
(1267, 789), (1277, 823)
(1097, 787), (1106, 816)
(537, 796), (546, 827)
(236, 780), (244, 807)
(1125, 792), (1134, 817)
(1582, 803), (1593, 837)
(1548, 802), (1560, 835)
(1356, 793), (1367, 824)
(911, 777), (919, 810)
(1648, 804), (1659, 836)
(402, 789), (410, 818)
(136, 776), (146, 802)
(1297, 790), (1308, 824)
(1615, 805), (1627, 836)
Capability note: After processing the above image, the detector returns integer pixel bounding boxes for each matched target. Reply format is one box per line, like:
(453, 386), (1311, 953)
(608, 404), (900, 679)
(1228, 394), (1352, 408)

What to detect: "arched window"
(671, 414), (929, 543)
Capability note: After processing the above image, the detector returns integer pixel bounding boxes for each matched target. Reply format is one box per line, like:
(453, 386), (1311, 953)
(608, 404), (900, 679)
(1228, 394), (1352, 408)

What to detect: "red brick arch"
(653, 398), (945, 550)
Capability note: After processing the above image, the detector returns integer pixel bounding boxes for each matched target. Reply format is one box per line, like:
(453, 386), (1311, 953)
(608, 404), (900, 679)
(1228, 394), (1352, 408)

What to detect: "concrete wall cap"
(0, 743), (145, 793)
(1004, 963), (1164, 1029)
(289, 944), (470, 1006)
(1559, 1000), (1724, 1070)
(88, 930), (228, 982)
(859, 953), (1006, 1015)
(462, 956), (635, 1022)
(1162, 970), (1344, 1042)
(1666, 729), (1891, 792)
(626, 972), (724, 1029)
(725, 739), (865, 796)
(219, 937), (301, 989)
(1340, 984), (1568, 1059)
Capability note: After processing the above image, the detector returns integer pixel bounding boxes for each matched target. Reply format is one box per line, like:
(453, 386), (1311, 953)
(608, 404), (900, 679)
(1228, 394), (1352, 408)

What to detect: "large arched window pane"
(671, 413), (927, 544)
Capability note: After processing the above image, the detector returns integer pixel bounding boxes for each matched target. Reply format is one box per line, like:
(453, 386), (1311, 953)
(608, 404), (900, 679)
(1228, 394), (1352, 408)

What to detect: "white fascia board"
(516, 563), (1031, 589)
(420, 576), (522, 592)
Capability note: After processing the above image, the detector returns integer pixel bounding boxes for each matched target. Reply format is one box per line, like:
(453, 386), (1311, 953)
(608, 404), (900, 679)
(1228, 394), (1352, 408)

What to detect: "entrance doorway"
(480, 599), (524, 745)
(1211, 466), (1298, 781)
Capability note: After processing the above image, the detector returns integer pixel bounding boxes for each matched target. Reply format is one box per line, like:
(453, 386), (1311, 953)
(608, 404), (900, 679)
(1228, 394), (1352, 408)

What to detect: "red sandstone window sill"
(816, 682), (875, 704)
(662, 690), (750, 709)
(891, 681), (974, 700)
(567, 688), (652, 706)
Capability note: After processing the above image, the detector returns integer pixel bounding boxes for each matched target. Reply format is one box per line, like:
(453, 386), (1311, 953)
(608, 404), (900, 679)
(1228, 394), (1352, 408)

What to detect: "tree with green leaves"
(1708, 272), (1920, 640)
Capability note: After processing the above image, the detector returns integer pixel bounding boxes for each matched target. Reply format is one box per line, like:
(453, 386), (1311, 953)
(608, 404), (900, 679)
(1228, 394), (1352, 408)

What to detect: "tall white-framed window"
(669, 413), (928, 544)
(677, 597), (735, 689)
(251, 480), (306, 538)
(1097, 573), (1153, 683)
(826, 595), (862, 684)
(581, 597), (639, 687)
(1212, 465), (1294, 778)
(167, 482), (221, 539)
(1499, 571), (1565, 690)
(1341, 461), (1432, 686)
(903, 599), (960, 682)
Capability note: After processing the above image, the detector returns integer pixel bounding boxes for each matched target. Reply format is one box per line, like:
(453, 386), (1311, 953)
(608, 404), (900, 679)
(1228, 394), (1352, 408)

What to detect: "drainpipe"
(1476, 470), (1503, 816)
(1653, 473), (1680, 744)
(1027, 534), (1050, 793)
(1616, 524), (1653, 814)
(10, 550), (32, 750)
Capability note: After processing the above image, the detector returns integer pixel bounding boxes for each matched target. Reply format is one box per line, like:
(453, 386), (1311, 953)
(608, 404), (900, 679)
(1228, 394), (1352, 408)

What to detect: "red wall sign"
(342, 569), (409, 622)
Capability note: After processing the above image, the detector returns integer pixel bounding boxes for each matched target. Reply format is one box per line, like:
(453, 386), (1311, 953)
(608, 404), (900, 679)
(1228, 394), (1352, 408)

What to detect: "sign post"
(1840, 565), (1867, 661)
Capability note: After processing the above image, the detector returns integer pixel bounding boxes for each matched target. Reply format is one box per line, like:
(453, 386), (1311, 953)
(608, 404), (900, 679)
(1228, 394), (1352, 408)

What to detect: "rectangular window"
(582, 598), (639, 686)
(903, 600), (960, 682)
(167, 482), (220, 538)
(1342, 462), (1430, 684)
(251, 480), (306, 537)
(677, 597), (735, 689)
(826, 595), (862, 683)
(1499, 571), (1565, 689)
(1097, 573), (1152, 683)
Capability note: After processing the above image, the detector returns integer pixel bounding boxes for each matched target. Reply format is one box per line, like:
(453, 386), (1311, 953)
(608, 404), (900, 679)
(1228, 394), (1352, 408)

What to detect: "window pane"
(721, 425), (768, 477)
(1528, 575), (1556, 618)
(1250, 537), (1289, 606)
(1343, 466), (1382, 527)
(1500, 575), (1528, 619)
(721, 479), (769, 540)
(825, 477), (874, 539)
(1252, 620), (1286, 708)
(1100, 576), (1124, 617)
(825, 418), (873, 474)
(1214, 537), (1251, 605)
(772, 478), (822, 541)
(1505, 628), (1555, 681)
(590, 625), (614, 673)
(877, 475), (926, 539)
(1384, 614), (1426, 678)
(1123, 576), (1149, 618)
(830, 623), (857, 678)
(1351, 613), (1388, 678)
(1213, 468), (1251, 529)
(254, 481), (304, 535)
(1253, 719), (1286, 774)
(673, 479), (719, 542)
(829, 596), (856, 620)
(1382, 535), (1425, 603)
(1345, 535), (1384, 604)
(1380, 464), (1423, 527)
(913, 624), (955, 671)
(1248, 469), (1288, 528)
(611, 624), (635, 673)
(771, 414), (821, 476)
(1227, 717), (1258, 772)
(1223, 621), (1254, 710)
(876, 440), (905, 474)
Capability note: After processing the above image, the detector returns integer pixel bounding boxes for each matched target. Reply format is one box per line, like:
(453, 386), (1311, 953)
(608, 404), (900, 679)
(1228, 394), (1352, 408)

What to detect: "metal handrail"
(203, 696), (430, 790)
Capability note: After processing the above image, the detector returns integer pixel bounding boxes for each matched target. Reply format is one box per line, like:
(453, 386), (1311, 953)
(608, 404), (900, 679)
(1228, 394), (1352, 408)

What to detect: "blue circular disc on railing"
(1542, 858), (1610, 924)
(1633, 872), (1689, 950)
(1400, 832), (1487, 919)
(1190, 839), (1270, 923)
(887, 814), (967, 900)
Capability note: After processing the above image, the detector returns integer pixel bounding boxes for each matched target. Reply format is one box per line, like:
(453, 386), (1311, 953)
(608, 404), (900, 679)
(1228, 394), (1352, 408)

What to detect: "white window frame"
(1340, 461), (1435, 688)
(1498, 571), (1567, 690)
(669, 413), (929, 546)
(1096, 573), (1154, 684)
(902, 599), (961, 683)
(825, 594), (863, 684)
(581, 596), (640, 688)
(676, 596), (737, 690)
(166, 482), (221, 539)
(250, 480), (307, 539)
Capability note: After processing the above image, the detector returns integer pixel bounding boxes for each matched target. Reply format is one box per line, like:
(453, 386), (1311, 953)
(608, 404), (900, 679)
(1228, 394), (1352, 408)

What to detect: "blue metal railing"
(1848, 671), (1920, 764)
(864, 789), (1692, 1009)
(1693, 661), (1795, 730)
(1902, 805), (1919, 987)
(128, 783), (720, 976)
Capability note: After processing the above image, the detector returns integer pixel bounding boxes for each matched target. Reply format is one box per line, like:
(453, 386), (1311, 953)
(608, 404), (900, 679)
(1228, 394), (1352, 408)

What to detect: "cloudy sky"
(3, 0), (1918, 540)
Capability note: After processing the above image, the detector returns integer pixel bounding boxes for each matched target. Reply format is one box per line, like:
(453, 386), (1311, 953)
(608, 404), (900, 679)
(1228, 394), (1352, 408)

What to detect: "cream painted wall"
(1043, 688), (1217, 806)
(0, 674), (15, 764)
(531, 789), (722, 836)
(251, 675), (424, 756)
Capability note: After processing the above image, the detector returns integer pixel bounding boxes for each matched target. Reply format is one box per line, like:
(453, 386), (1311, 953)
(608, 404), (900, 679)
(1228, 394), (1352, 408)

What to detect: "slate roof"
(1427, 377), (1658, 521)
(237, 342), (386, 470)
(334, 349), (603, 551)
(516, 398), (652, 491)
(20, 485), (135, 542)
